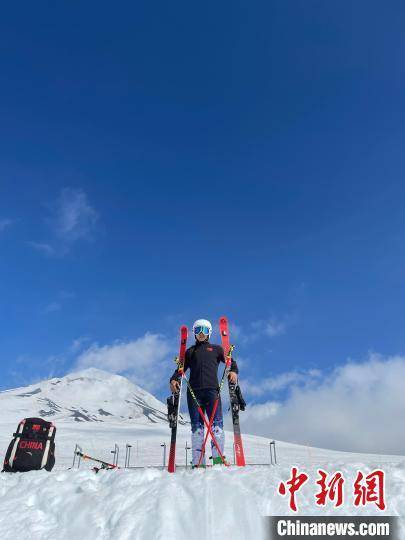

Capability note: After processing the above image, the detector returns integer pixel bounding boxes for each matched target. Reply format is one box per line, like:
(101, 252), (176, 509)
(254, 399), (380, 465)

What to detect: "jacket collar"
(195, 339), (210, 347)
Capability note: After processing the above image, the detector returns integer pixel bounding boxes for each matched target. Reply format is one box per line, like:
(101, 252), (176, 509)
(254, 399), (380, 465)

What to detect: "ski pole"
(76, 451), (120, 469)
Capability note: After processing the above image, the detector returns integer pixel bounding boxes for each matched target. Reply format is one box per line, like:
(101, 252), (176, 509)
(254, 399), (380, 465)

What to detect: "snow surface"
(0, 369), (404, 539)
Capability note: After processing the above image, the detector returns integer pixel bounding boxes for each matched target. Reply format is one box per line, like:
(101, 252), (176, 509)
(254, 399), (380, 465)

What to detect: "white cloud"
(232, 354), (249, 370)
(0, 219), (13, 232)
(30, 188), (98, 257)
(251, 318), (286, 338)
(75, 333), (173, 392)
(43, 302), (62, 314)
(28, 242), (56, 257)
(52, 187), (98, 243)
(58, 290), (76, 300)
(70, 336), (90, 353)
(41, 291), (75, 315)
(229, 322), (243, 340)
(242, 369), (322, 397)
(233, 317), (288, 345)
(240, 354), (405, 455)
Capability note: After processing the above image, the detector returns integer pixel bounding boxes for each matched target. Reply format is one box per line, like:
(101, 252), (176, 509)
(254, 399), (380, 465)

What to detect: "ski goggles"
(194, 326), (210, 336)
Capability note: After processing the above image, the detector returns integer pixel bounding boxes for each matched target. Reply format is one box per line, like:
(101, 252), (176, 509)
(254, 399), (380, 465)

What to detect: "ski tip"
(219, 316), (228, 324)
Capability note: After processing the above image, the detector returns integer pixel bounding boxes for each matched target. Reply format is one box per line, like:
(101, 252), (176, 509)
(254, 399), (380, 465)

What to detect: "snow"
(1, 464), (405, 540)
(0, 369), (404, 539)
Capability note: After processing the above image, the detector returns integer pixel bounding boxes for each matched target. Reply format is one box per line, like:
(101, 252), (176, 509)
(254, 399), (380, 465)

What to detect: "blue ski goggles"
(194, 326), (210, 336)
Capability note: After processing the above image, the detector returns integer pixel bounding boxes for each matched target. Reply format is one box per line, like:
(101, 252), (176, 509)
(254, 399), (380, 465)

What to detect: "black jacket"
(170, 340), (238, 390)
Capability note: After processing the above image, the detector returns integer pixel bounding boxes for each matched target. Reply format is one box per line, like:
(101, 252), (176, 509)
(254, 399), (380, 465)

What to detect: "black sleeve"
(169, 348), (190, 382)
(218, 345), (239, 374)
(230, 359), (239, 374)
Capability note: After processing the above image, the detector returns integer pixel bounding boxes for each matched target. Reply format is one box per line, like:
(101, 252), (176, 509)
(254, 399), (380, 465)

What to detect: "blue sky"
(1, 1), (405, 451)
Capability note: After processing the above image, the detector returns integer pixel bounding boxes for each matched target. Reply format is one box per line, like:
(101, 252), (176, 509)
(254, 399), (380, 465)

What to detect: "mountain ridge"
(0, 367), (180, 425)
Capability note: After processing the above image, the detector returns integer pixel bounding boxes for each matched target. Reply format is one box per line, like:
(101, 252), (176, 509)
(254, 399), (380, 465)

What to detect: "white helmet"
(192, 319), (212, 338)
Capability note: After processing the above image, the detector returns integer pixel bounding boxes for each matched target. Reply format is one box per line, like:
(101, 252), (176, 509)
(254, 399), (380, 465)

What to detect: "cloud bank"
(75, 333), (173, 392)
(240, 354), (405, 455)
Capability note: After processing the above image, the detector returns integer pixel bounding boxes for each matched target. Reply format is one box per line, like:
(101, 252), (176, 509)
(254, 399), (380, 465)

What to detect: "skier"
(169, 318), (239, 466)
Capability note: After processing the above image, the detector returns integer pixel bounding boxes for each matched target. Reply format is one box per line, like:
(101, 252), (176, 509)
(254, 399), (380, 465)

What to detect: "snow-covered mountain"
(0, 368), (177, 425)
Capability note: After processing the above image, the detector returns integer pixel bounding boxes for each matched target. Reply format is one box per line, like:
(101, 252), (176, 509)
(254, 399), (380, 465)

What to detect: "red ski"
(167, 325), (188, 473)
(219, 316), (246, 466)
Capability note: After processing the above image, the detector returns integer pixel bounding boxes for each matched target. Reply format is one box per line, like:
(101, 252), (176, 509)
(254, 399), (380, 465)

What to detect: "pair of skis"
(167, 316), (246, 472)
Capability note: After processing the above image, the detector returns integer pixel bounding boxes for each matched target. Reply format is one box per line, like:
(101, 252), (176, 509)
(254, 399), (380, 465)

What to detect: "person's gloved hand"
(228, 372), (237, 384)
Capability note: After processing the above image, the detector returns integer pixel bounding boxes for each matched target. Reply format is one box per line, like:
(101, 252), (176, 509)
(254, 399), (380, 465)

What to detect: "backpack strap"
(40, 424), (55, 469)
(9, 420), (25, 469)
